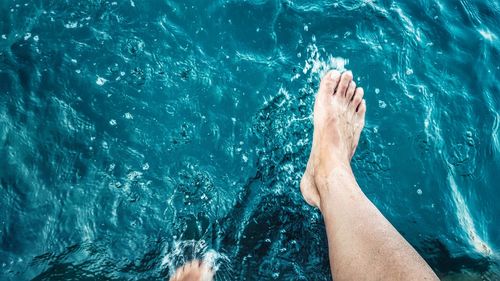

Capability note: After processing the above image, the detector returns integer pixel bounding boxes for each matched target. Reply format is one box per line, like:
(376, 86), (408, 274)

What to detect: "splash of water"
(161, 240), (229, 279)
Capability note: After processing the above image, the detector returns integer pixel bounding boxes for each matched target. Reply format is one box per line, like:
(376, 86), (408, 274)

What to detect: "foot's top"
(301, 70), (366, 209)
(169, 260), (214, 281)
(313, 70), (366, 166)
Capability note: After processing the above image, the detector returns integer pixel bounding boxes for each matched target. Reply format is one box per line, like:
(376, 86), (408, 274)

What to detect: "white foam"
(64, 21), (78, 29)
(424, 105), (432, 130)
(448, 174), (492, 256)
(301, 43), (347, 79)
(492, 112), (499, 155)
(161, 240), (224, 271)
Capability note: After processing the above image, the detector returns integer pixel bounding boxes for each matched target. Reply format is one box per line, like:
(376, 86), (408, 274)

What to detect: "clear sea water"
(1, 0), (499, 280)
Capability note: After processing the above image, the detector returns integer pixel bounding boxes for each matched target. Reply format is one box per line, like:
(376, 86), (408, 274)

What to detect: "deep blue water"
(1, 0), (499, 280)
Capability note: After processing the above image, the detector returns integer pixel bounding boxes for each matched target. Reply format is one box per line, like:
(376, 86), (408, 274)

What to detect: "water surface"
(1, 0), (499, 280)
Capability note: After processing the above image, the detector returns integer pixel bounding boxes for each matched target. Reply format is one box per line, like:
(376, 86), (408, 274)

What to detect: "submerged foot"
(300, 70), (366, 210)
(169, 260), (214, 281)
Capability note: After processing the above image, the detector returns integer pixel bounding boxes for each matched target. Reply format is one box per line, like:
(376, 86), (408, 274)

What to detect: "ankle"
(314, 163), (357, 196)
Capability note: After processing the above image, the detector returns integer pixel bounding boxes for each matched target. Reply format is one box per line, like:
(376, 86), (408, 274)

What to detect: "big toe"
(334, 71), (353, 99)
(318, 70), (341, 101)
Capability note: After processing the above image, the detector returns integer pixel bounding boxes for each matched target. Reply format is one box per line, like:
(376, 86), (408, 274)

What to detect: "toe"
(351, 87), (364, 111)
(335, 71), (353, 98)
(319, 70), (341, 99)
(346, 81), (356, 101)
(357, 99), (367, 116)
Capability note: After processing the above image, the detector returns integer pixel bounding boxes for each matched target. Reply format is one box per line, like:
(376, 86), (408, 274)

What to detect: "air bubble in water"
(64, 21), (78, 29)
(96, 77), (107, 85)
(127, 171), (142, 180)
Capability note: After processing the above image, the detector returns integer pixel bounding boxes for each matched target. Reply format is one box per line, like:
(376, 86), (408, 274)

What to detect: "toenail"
(330, 70), (340, 79)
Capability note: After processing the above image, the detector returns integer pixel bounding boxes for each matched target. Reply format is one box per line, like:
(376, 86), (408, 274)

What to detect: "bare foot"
(169, 260), (214, 281)
(300, 70), (366, 210)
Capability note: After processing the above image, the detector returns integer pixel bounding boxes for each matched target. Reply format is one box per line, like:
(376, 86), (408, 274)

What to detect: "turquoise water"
(1, 0), (499, 280)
